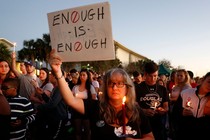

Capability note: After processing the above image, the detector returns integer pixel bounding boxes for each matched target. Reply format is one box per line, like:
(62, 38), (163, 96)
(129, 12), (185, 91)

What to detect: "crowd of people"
(0, 50), (210, 140)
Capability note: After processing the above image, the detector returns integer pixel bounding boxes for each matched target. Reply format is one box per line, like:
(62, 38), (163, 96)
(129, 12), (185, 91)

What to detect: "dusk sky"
(1, 0), (210, 77)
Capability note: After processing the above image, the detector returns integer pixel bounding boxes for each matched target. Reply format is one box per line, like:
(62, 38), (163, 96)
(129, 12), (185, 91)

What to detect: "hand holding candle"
(186, 100), (192, 109)
(185, 97), (193, 109)
(122, 96), (126, 135)
(151, 101), (158, 110)
(154, 102), (157, 109)
(98, 91), (103, 95)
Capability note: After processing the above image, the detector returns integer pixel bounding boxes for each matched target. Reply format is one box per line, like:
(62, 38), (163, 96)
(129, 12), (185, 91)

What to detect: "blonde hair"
(175, 69), (190, 87)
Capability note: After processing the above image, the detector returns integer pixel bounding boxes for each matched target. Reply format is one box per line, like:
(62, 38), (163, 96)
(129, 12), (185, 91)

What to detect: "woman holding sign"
(48, 50), (154, 140)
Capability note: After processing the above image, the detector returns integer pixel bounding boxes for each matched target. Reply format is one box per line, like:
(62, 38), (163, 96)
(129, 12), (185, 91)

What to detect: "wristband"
(55, 74), (64, 80)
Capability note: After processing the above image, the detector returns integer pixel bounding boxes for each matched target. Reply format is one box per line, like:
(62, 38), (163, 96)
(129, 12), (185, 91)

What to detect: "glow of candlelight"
(75, 93), (78, 98)
(122, 96), (126, 135)
(122, 96), (126, 104)
(151, 101), (158, 110)
(13, 42), (16, 52)
(187, 101), (191, 107)
(154, 102), (158, 108)
(98, 91), (103, 95)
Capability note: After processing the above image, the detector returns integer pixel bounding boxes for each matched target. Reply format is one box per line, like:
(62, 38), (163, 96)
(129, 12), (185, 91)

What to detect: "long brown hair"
(99, 68), (140, 125)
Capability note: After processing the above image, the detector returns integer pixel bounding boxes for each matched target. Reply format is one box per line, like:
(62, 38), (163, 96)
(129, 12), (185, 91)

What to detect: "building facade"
(114, 40), (148, 67)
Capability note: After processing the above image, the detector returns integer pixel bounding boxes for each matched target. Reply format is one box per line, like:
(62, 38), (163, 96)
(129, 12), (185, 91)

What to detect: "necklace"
(145, 83), (158, 94)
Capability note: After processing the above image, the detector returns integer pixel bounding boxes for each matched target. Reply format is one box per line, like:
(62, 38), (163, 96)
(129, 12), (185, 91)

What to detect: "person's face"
(80, 72), (88, 82)
(201, 76), (210, 93)
(49, 74), (57, 86)
(134, 75), (142, 83)
(39, 70), (47, 81)
(158, 80), (164, 86)
(176, 71), (186, 83)
(25, 65), (35, 74)
(72, 76), (78, 84)
(97, 78), (103, 85)
(159, 74), (166, 81)
(145, 71), (158, 85)
(0, 61), (10, 75)
(107, 73), (127, 101)
(1, 83), (16, 97)
(20, 63), (26, 71)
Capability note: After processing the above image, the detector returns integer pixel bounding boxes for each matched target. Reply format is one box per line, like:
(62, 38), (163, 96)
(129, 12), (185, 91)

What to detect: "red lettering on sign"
(74, 42), (82, 51)
(71, 11), (80, 23)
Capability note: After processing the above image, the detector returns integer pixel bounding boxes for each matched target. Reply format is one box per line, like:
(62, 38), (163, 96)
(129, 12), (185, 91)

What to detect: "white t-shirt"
(72, 85), (97, 99)
(92, 80), (99, 88)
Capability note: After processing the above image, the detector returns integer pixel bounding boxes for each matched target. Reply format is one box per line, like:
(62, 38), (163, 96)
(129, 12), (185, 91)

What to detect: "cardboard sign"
(47, 2), (115, 62)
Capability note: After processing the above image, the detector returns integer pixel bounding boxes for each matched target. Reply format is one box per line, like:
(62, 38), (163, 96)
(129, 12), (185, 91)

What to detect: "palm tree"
(0, 43), (12, 62)
(41, 34), (52, 67)
(18, 34), (52, 68)
(18, 39), (36, 62)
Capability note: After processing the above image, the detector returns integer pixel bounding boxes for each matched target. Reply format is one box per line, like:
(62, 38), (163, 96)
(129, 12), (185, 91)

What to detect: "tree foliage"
(80, 58), (122, 74)
(125, 59), (153, 75)
(18, 34), (52, 66)
(158, 59), (173, 70)
(0, 43), (12, 62)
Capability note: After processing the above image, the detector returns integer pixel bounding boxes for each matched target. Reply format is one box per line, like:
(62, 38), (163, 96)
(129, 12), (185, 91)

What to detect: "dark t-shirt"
(135, 81), (169, 140)
(0, 115), (10, 140)
(136, 81), (168, 109)
(83, 99), (152, 140)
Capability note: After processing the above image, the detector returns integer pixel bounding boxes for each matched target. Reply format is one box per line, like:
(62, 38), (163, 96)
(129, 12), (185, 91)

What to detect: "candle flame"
(154, 102), (158, 108)
(122, 96), (126, 104)
(13, 42), (16, 46)
(98, 92), (103, 95)
(187, 101), (191, 107)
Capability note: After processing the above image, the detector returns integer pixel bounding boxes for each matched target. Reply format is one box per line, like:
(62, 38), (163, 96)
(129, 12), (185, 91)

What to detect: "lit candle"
(151, 101), (158, 110)
(154, 101), (158, 109)
(75, 93), (78, 98)
(186, 100), (191, 107)
(122, 96), (126, 135)
(13, 42), (16, 52)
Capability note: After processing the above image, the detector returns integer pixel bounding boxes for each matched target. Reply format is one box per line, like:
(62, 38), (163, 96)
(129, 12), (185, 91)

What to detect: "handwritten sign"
(47, 2), (115, 62)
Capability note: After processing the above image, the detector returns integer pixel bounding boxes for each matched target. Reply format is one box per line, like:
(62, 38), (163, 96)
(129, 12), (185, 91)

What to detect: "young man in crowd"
(136, 61), (169, 140)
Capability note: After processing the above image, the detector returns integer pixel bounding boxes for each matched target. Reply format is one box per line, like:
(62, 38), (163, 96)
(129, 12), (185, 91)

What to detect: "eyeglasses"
(108, 82), (126, 88)
(1, 86), (14, 91)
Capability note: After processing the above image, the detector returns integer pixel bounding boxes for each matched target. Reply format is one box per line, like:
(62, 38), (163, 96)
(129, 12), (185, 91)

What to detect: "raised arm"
(11, 52), (21, 77)
(48, 50), (85, 114)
